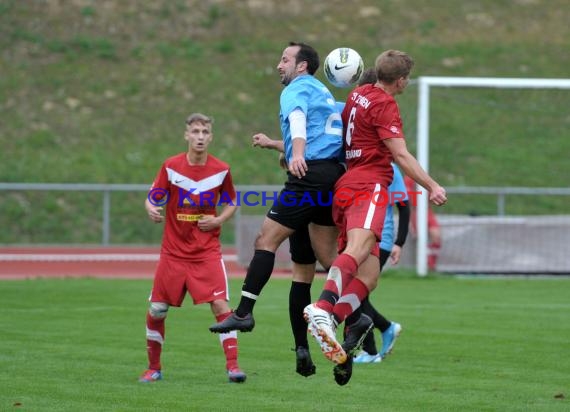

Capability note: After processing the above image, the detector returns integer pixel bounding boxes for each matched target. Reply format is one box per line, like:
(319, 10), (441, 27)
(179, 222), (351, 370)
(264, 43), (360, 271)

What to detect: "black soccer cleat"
(333, 313), (374, 386)
(342, 313), (374, 356)
(295, 346), (316, 377)
(333, 354), (353, 386)
(209, 312), (255, 333)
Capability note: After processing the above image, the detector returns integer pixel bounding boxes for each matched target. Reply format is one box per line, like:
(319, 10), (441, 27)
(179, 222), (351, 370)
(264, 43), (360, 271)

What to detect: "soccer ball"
(323, 47), (364, 88)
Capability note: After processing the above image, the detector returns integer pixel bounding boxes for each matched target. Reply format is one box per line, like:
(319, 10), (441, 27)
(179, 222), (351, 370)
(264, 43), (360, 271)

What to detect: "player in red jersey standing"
(304, 50), (447, 385)
(139, 113), (246, 383)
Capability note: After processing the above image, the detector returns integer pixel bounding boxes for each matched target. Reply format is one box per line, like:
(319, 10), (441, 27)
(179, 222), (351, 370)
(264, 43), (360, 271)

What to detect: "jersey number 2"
(324, 112), (343, 137)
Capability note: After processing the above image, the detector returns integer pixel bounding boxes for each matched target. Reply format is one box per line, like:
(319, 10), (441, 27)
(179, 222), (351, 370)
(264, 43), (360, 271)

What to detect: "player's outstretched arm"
(252, 133), (284, 152)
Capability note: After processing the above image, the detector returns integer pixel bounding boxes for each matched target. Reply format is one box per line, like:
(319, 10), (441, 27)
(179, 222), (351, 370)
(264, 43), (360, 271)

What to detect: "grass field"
(1, 274), (568, 411)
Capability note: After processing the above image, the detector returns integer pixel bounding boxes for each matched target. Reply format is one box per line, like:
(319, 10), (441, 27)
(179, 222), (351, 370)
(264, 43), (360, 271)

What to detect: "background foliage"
(1, 0), (568, 243)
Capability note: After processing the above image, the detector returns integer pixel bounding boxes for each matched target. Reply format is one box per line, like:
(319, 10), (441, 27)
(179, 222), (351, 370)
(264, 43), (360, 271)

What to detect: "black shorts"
(267, 159), (345, 231)
(289, 226), (317, 264)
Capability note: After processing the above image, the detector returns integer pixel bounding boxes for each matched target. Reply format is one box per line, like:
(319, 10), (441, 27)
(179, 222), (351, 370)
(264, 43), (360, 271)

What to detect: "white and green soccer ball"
(323, 47), (364, 88)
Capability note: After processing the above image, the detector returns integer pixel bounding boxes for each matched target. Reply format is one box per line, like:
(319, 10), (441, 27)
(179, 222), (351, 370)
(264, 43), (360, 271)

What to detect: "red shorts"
(333, 183), (388, 257)
(150, 254), (229, 306)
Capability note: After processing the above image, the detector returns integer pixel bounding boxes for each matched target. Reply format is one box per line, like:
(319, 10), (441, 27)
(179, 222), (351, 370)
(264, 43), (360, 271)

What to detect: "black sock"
(361, 329), (378, 355)
(318, 289), (338, 308)
(235, 249), (275, 317)
(343, 307), (362, 338)
(289, 281), (311, 349)
(344, 308), (359, 329)
(379, 249), (390, 270)
(361, 296), (391, 332)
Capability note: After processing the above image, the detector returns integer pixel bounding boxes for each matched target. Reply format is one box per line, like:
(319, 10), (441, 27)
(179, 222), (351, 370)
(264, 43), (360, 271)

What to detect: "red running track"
(0, 246), (288, 280)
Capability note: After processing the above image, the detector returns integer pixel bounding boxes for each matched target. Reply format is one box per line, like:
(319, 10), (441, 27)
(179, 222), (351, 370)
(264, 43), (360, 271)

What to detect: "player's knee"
(149, 302), (169, 319)
(254, 231), (273, 250)
(356, 276), (378, 293)
(292, 263), (316, 283)
(254, 220), (290, 251)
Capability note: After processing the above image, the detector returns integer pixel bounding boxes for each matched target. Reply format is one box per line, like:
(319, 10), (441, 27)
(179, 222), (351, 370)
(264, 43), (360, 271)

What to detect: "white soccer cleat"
(303, 304), (346, 364)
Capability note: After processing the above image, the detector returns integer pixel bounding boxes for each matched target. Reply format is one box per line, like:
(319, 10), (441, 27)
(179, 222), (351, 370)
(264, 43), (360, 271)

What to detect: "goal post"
(415, 76), (570, 276)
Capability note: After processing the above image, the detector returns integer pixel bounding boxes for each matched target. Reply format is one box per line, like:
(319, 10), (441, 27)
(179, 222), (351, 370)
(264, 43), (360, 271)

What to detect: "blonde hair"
(185, 113), (213, 126)
(375, 50), (414, 84)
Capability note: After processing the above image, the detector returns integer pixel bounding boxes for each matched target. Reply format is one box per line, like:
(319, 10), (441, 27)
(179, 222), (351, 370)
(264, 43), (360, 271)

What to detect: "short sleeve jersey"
(149, 153), (236, 261)
(279, 74), (343, 163)
(338, 83), (405, 186)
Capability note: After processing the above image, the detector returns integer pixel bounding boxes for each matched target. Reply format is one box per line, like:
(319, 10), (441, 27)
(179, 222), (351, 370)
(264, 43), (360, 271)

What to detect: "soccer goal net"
(400, 77), (570, 275)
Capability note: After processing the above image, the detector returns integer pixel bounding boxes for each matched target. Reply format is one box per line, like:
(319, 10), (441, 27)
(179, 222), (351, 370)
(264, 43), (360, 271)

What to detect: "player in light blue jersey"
(210, 42), (346, 377)
(280, 74), (343, 164)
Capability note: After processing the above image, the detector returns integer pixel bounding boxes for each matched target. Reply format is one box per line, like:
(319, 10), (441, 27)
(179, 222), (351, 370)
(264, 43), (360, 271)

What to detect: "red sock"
(216, 312), (239, 370)
(146, 313), (165, 371)
(317, 253), (358, 312)
(332, 278), (369, 324)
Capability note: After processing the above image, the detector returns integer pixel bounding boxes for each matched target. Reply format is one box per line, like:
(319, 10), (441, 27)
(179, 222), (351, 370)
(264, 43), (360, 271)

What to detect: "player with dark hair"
(248, 67), (408, 375)
(140, 113), (246, 383)
(209, 41), (345, 359)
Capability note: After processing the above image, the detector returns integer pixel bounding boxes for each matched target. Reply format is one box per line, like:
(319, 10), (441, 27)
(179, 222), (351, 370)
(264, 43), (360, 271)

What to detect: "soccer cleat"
(343, 313), (374, 356)
(333, 315), (373, 386)
(303, 304), (346, 364)
(353, 351), (382, 364)
(333, 353), (353, 386)
(379, 322), (402, 358)
(209, 312), (255, 333)
(295, 346), (316, 377)
(139, 369), (162, 383)
(227, 367), (247, 383)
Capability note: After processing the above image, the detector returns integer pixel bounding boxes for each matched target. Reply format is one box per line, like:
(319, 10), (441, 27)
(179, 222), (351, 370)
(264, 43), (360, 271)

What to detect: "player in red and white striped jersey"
(139, 113), (246, 383)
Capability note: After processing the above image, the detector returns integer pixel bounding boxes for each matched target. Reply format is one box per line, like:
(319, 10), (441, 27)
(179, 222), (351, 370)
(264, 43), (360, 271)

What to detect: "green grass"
(1, 274), (569, 411)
